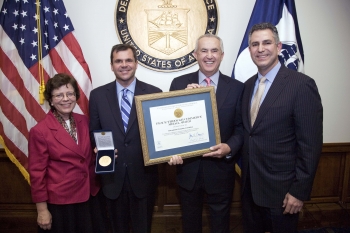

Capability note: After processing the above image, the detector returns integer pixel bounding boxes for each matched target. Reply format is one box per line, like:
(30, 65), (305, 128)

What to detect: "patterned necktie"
(204, 77), (211, 87)
(250, 77), (267, 127)
(121, 88), (131, 132)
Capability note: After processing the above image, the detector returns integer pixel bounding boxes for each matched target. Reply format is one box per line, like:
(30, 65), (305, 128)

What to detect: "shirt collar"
(198, 70), (219, 86)
(257, 62), (281, 83)
(116, 78), (136, 94)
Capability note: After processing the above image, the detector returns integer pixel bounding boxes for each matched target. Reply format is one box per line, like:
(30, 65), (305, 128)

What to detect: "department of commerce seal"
(174, 108), (183, 118)
(99, 156), (112, 167)
(115, 0), (219, 72)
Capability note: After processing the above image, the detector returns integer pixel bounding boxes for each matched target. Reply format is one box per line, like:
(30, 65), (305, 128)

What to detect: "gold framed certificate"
(135, 87), (221, 166)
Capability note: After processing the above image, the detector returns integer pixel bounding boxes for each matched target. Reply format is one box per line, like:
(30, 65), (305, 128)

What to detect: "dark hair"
(44, 73), (80, 109)
(248, 22), (280, 45)
(110, 44), (138, 63)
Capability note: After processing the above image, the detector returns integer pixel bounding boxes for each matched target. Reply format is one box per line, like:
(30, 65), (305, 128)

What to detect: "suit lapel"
(252, 66), (289, 129)
(243, 75), (258, 130)
(75, 114), (89, 156)
(188, 72), (199, 85)
(105, 82), (125, 133)
(216, 73), (231, 110)
(46, 112), (85, 158)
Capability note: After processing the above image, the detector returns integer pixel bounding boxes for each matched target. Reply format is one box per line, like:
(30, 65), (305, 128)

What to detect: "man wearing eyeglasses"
(89, 44), (162, 233)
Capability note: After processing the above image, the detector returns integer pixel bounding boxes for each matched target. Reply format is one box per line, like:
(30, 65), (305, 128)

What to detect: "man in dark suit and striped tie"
(240, 22), (323, 233)
(89, 44), (162, 233)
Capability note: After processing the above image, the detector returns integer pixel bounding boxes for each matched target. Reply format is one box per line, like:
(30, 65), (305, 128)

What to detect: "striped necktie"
(250, 77), (267, 127)
(121, 88), (131, 132)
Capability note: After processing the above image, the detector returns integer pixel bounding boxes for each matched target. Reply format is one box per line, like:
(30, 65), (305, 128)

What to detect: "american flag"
(0, 0), (92, 182)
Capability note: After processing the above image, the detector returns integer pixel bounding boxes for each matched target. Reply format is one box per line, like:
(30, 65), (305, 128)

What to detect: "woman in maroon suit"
(28, 74), (101, 233)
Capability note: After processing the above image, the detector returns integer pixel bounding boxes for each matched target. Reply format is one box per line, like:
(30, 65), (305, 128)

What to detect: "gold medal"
(99, 156), (112, 167)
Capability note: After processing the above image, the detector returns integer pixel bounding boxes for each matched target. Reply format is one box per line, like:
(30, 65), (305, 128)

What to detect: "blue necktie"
(121, 88), (131, 132)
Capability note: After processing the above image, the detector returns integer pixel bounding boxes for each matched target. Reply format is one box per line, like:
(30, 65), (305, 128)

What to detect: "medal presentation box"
(93, 130), (115, 173)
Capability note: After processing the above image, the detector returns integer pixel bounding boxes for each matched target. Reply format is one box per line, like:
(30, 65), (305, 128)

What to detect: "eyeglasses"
(52, 92), (76, 100)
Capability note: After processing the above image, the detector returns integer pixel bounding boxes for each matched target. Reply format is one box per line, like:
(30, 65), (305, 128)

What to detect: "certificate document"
(150, 100), (210, 152)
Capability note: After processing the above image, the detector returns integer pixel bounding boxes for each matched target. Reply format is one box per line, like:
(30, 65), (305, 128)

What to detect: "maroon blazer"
(28, 111), (100, 204)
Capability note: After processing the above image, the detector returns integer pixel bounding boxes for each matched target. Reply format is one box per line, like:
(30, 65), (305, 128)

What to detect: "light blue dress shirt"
(250, 62), (281, 107)
(116, 78), (136, 109)
(198, 70), (219, 92)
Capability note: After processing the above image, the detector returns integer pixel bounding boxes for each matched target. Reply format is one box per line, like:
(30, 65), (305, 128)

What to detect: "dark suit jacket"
(89, 79), (162, 199)
(29, 111), (100, 204)
(241, 65), (323, 208)
(169, 71), (244, 194)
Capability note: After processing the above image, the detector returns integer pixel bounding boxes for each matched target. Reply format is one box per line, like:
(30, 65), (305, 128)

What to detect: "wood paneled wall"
(0, 143), (349, 231)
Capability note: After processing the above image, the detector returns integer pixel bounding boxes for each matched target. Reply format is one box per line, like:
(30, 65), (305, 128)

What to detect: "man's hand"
(168, 155), (183, 165)
(282, 192), (303, 214)
(185, 83), (201, 90)
(203, 143), (231, 158)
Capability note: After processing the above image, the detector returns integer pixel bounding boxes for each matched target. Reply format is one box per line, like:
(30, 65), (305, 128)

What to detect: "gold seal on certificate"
(174, 108), (183, 118)
(99, 156), (112, 167)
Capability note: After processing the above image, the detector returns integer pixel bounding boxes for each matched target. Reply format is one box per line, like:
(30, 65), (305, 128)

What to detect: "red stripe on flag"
(29, 62), (51, 86)
(0, 122), (28, 169)
(76, 93), (89, 116)
(0, 92), (29, 139)
(0, 49), (46, 123)
(63, 33), (92, 82)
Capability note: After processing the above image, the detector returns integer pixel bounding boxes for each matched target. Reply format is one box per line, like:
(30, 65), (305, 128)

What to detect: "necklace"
(53, 110), (77, 143)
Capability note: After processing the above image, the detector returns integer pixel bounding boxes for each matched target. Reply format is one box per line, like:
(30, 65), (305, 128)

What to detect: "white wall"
(1, 0), (349, 143)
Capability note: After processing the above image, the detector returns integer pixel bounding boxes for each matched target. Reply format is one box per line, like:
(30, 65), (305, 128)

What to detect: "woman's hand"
(36, 202), (52, 230)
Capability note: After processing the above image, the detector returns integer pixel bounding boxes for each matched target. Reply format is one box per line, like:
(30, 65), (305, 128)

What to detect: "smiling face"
(51, 83), (76, 120)
(110, 48), (138, 87)
(249, 29), (282, 76)
(193, 36), (224, 77)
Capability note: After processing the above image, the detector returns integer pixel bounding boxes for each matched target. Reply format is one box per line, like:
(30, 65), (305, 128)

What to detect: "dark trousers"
(180, 164), (233, 233)
(39, 201), (93, 233)
(89, 190), (109, 233)
(242, 174), (299, 233)
(106, 173), (156, 233)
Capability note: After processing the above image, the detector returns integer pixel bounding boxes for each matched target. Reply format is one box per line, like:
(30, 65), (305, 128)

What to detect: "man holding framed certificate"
(168, 34), (244, 233)
(89, 44), (162, 233)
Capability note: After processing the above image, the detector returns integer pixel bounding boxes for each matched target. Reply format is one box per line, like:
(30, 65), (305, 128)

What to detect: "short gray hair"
(194, 34), (224, 53)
